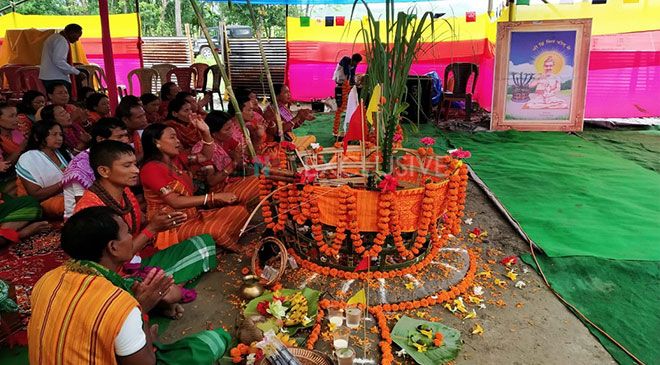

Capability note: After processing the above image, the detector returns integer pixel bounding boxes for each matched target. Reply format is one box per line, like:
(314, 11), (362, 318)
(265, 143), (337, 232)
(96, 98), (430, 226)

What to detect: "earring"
(156, 144), (161, 149)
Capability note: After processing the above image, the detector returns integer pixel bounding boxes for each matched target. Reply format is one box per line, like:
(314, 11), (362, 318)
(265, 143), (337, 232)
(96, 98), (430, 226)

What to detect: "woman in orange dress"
(16, 90), (46, 137)
(162, 98), (202, 151)
(85, 92), (111, 124)
(190, 111), (260, 207)
(141, 93), (163, 124)
(139, 122), (250, 254)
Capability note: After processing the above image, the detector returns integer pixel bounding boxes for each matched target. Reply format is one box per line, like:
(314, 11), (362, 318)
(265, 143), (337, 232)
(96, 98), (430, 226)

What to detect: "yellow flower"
(416, 311), (427, 319)
(405, 282), (415, 290)
(412, 343), (428, 352)
(463, 309), (477, 320)
(472, 324), (484, 335)
(453, 298), (468, 313)
(505, 270), (518, 281)
(467, 296), (483, 304)
(494, 278), (507, 287)
(476, 271), (492, 278)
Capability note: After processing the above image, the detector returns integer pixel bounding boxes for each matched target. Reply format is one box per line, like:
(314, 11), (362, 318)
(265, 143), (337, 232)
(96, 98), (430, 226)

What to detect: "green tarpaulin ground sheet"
(579, 128), (660, 173)
(445, 131), (660, 261)
(521, 254), (660, 365)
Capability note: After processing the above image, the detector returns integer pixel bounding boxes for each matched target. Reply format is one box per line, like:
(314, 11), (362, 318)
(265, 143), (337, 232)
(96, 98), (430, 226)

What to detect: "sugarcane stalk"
(246, 0), (284, 141)
(188, 0), (256, 158)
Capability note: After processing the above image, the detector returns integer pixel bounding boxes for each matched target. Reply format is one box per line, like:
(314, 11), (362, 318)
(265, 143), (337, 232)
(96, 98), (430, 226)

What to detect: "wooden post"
(184, 23), (194, 63)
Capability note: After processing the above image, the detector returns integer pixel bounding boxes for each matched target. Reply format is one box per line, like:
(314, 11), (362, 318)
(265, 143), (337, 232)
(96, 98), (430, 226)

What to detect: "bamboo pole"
(246, 0), (285, 141)
(188, 0), (256, 158)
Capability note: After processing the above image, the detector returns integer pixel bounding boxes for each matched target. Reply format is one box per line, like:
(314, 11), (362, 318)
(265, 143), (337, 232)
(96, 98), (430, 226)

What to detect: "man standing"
(39, 24), (83, 94)
(332, 53), (362, 106)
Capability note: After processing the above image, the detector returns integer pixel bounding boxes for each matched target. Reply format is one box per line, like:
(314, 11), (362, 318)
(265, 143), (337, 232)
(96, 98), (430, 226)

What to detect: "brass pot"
(240, 275), (264, 299)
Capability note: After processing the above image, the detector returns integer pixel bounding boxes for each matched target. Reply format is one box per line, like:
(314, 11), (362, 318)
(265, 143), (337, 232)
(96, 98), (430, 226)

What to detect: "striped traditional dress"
(140, 157), (248, 253)
(74, 187), (218, 284)
(27, 266), (138, 365)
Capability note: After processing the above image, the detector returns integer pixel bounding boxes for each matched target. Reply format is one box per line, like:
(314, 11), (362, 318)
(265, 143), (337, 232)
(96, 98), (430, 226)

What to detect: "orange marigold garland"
(259, 174), (275, 229)
(306, 306), (324, 350)
(369, 307), (394, 365)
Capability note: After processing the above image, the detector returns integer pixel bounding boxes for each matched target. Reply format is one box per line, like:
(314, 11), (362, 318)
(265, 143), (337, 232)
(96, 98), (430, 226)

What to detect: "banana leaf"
(391, 316), (461, 365)
(244, 288), (321, 335)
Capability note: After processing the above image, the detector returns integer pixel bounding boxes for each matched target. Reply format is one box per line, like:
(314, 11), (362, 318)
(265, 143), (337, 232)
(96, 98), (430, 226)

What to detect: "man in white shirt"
(39, 23), (83, 94)
(332, 53), (362, 106)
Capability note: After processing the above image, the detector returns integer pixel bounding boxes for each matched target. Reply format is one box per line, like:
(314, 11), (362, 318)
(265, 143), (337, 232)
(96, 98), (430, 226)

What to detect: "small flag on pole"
(325, 16), (334, 26)
(592, 0), (607, 4)
(516, 0), (530, 5)
(347, 289), (366, 305)
(300, 17), (310, 27)
(465, 11), (476, 22)
(336, 16), (345, 26)
(623, 0), (639, 3)
(366, 84), (381, 125)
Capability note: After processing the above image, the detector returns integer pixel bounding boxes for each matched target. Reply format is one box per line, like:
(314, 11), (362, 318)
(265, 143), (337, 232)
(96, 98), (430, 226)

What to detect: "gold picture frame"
(491, 19), (592, 131)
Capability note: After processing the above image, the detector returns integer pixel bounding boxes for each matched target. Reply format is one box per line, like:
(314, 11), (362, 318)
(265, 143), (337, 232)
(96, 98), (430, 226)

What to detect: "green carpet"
(580, 127), (660, 173)
(441, 130), (660, 364)
(521, 254), (660, 365)
(445, 131), (660, 261)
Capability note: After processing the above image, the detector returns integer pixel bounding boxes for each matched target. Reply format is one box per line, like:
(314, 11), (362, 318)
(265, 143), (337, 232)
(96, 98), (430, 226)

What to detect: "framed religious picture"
(491, 19), (592, 131)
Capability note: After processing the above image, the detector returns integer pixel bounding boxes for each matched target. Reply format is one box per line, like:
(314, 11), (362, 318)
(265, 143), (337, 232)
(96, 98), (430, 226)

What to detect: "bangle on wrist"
(141, 227), (155, 239)
(202, 139), (214, 145)
(203, 193), (209, 206)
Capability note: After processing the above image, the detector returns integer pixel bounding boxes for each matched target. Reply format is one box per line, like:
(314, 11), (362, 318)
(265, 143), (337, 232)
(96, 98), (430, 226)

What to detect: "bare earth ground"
(161, 178), (614, 364)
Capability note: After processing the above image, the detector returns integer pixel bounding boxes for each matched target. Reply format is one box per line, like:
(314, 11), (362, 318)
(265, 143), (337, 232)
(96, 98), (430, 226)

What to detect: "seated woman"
(28, 206), (231, 364)
(175, 91), (211, 117)
(162, 98), (202, 151)
(263, 84), (316, 148)
(85, 92), (111, 124)
(191, 111), (260, 207)
(141, 93), (162, 124)
(139, 123), (250, 253)
(159, 81), (180, 118)
(0, 103), (27, 194)
(247, 89), (264, 117)
(62, 118), (130, 219)
(39, 104), (91, 155)
(0, 158), (49, 247)
(16, 90), (46, 137)
(75, 140), (219, 315)
(15, 121), (71, 218)
(46, 81), (91, 130)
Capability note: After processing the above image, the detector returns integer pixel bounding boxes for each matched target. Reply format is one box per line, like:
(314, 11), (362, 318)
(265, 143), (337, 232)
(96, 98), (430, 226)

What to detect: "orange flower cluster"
(273, 180), (288, 232)
(333, 81), (351, 136)
(287, 222), (448, 280)
(417, 147), (435, 158)
(288, 184), (304, 225)
(259, 175), (275, 230)
(445, 162), (468, 235)
(411, 182), (441, 256)
(306, 306), (324, 350)
(388, 193), (410, 259)
(346, 188), (364, 254)
(433, 332), (444, 347)
(368, 307), (394, 365)
(229, 343), (251, 363)
(329, 186), (351, 257)
(364, 191), (390, 258)
(306, 186), (329, 255)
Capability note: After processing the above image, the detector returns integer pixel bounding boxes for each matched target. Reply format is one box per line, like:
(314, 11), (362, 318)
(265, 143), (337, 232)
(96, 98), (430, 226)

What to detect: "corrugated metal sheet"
(227, 38), (286, 95)
(142, 37), (192, 68)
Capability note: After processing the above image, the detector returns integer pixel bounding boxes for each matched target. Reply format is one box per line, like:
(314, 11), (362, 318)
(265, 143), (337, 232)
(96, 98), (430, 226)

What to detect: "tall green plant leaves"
(350, 0), (446, 172)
